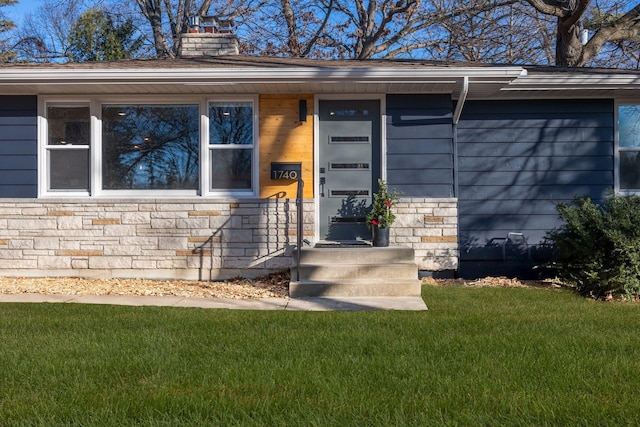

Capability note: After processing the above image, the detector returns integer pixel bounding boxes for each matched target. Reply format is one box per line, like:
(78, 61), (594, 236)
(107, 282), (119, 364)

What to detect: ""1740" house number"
(270, 162), (301, 180)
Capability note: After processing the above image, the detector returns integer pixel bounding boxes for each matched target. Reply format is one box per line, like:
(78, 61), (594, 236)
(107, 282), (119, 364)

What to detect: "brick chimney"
(179, 16), (239, 57)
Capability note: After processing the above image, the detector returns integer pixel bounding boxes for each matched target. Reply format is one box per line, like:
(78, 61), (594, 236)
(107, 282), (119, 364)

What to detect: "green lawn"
(1, 286), (640, 426)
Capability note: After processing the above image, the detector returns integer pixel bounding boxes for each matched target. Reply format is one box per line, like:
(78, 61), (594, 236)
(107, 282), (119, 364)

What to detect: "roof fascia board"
(504, 73), (640, 92)
(0, 66), (526, 85)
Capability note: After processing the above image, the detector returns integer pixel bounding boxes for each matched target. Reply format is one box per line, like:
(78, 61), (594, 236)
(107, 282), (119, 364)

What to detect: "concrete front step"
(297, 263), (417, 281)
(289, 279), (422, 297)
(294, 246), (416, 266)
(290, 245), (421, 297)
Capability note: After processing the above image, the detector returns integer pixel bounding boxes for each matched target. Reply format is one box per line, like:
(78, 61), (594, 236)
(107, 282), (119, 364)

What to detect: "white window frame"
(615, 100), (640, 194)
(39, 95), (260, 198)
(96, 97), (202, 198)
(203, 96), (259, 198)
(39, 99), (93, 198)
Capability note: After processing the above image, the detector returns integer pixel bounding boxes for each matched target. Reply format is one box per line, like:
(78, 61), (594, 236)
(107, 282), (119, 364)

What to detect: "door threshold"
(315, 240), (371, 248)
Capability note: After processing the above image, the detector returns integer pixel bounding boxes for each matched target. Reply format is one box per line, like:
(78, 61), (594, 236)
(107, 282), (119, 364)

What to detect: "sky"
(6, 0), (40, 24)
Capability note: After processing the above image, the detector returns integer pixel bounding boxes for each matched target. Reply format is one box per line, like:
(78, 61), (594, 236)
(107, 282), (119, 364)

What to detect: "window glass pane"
(209, 102), (253, 145)
(102, 104), (199, 190)
(619, 105), (640, 148)
(620, 151), (640, 189)
(47, 105), (89, 146)
(210, 149), (252, 190)
(49, 150), (89, 191)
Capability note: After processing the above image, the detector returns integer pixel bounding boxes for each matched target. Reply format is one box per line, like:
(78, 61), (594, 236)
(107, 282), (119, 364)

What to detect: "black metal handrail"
(295, 177), (304, 281)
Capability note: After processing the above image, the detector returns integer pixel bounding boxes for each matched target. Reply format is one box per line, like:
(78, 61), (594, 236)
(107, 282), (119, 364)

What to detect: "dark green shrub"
(547, 194), (640, 299)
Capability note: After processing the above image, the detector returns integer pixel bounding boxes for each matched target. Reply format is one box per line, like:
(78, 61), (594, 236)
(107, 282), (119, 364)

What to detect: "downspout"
(452, 76), (469, 198)
(452, 76), (469, 126)
(452, 77), (468, 278)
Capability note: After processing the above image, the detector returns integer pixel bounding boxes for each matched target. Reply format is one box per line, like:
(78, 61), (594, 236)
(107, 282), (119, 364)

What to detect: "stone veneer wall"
(0, 199), (314, 281)
(0, 197), (457, 280)
(391, 198), (458, 271)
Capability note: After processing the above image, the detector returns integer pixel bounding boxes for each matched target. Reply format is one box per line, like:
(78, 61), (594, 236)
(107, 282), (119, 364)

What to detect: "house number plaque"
(270, 162), (301, 180)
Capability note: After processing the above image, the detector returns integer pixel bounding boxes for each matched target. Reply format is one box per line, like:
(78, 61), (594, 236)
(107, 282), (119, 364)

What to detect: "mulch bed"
(0, 271), (290, 300)
(0, 271), (564, 300)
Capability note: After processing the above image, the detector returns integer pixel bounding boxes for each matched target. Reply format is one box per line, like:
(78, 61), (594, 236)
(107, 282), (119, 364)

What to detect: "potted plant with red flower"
(366, 179), (401, 247)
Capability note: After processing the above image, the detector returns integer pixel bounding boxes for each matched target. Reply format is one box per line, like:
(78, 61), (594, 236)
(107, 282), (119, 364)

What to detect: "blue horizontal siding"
(457, 127), (612, 143)
(457, 99), (615, 277)
(459, 156), (612, 172)
(459, 170), (612, 186)
(386, 94), (453, 197)
(458, 141), (612, 157)
(0, 96), (37, 197)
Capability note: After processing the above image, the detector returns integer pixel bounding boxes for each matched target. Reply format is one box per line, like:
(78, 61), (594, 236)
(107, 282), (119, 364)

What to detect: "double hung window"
(208, 102), (254, 191)
(45, 104), (90, 192)
(618, 104), (640, 191)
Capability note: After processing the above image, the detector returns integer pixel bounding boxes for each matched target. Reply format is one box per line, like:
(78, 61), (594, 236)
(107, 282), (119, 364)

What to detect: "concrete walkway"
(0, 293), (427, 311)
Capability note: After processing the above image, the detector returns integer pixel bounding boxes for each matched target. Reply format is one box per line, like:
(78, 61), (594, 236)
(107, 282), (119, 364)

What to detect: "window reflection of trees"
(102, 104), (199, 190)
(619, 105), (640, 189)
(209, 103), (253, 190)
(619, 106), (640, 148)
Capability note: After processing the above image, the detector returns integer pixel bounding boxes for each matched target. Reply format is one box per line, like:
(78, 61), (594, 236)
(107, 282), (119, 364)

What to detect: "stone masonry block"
(71, 259), (89, 269)
(9, 219), (57, 230)
(433, 207), (457, 217)
(223, 229), (254, 243)
(176, 218), (209, 229)
(57, 216), (84, 230)
(103, 245), (142, 256)
(103, 225), (137, 237)
(151, 218), (177, 229)
(121, 212), (151, 225)
(132, 260), (157, 269)
(21, 208), (47, 215)
(159, 237), (186, 250)
(34, 237), (60, 250)
(9, 239), (33, 249)
(38, 256), (72, 269)
(89, 256), (133, 269)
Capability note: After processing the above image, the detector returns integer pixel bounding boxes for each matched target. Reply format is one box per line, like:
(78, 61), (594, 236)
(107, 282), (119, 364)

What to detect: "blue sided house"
(0, 32), (633, 282)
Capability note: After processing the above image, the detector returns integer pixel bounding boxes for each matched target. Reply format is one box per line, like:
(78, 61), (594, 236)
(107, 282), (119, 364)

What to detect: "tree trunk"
(555, 16), (584, 67)
(136, 0), (173, 58)
(281, 0), (301, 56)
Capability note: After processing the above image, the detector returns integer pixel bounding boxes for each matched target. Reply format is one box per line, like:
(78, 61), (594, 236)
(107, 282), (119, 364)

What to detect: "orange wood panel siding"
(259, 94), (314, 199)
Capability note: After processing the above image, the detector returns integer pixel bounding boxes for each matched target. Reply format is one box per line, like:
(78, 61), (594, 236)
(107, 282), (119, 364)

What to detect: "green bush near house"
(546, 194), (640, 299)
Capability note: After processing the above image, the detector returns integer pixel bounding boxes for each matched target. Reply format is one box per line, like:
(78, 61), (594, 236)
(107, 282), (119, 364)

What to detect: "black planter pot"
(371, 226), (390, 247)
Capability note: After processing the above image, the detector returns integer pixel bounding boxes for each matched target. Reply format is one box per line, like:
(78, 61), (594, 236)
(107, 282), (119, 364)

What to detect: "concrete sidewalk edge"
(0, 293), (427, 311)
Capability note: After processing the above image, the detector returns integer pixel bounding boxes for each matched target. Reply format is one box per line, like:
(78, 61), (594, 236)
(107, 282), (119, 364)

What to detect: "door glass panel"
(330, 190), (369, 197)
(329, 136), (369, 144)
(330, 163), (370, 170)
(329, 109), (370, 117)
(330, 216), (366, 223)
